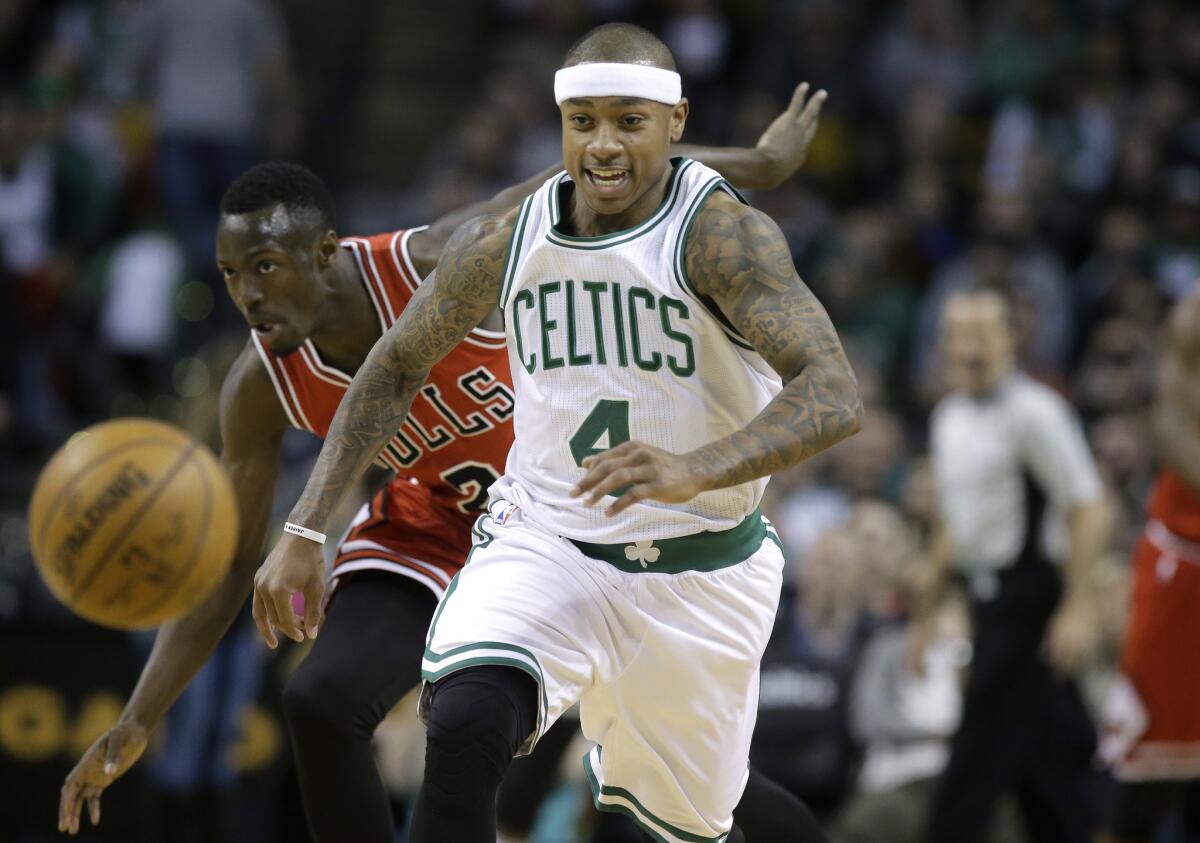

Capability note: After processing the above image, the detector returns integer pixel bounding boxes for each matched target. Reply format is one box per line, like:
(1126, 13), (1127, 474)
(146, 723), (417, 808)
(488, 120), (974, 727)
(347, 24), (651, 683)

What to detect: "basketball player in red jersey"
(58, 84), (828, 841)
(1099, 288), (1200, 842)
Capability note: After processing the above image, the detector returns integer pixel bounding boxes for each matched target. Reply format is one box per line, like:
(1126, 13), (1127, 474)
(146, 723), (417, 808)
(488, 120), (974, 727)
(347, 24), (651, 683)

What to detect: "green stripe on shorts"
(583, 746), (729, 843)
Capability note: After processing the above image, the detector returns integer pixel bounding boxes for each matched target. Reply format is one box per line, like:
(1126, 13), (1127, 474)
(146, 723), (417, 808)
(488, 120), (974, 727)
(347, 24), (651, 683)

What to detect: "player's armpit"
(681, 193), (863, 490)
(287, 210), (516, 531)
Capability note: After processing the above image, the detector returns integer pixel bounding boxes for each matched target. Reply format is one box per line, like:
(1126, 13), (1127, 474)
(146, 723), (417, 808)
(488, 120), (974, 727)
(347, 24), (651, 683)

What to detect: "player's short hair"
(563, 23), (676, 72)
(219, 162), (336, 230)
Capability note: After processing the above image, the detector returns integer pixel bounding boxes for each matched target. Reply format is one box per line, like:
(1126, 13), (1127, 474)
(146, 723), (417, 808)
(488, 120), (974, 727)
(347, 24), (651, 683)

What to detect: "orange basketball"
(27, 418), (238, 629)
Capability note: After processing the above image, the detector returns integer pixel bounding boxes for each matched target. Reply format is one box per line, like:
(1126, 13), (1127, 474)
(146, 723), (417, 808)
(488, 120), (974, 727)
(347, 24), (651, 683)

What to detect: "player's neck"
(306, 249), (382, 374)
(566, 164), (673, 237)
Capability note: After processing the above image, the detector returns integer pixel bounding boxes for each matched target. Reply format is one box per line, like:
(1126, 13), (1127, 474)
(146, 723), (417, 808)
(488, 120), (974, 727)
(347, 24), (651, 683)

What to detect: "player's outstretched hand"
(754, 82), (828, 188)
(58, 720), (148, 835)
(572, 441), (705, 516)
(253, 533), (325, 647)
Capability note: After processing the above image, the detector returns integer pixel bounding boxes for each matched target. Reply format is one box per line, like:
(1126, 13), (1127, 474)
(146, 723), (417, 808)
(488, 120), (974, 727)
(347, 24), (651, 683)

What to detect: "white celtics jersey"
(491, 157), (783, 543)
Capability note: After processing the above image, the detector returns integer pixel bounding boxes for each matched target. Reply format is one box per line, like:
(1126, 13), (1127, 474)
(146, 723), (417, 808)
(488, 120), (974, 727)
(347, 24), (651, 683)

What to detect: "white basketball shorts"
(419, 497), (784, 843)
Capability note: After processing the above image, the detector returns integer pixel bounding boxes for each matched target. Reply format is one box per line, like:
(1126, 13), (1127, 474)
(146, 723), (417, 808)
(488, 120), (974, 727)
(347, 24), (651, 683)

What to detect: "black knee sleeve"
(420, 667), (539, 812)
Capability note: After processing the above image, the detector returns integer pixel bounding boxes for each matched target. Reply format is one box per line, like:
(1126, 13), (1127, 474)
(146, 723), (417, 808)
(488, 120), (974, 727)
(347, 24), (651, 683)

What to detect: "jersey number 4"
(568, 400), (634, 497)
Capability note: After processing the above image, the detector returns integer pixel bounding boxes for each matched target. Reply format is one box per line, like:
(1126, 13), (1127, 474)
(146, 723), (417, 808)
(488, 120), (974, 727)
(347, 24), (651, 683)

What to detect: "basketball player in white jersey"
(254, 23), (862, 843)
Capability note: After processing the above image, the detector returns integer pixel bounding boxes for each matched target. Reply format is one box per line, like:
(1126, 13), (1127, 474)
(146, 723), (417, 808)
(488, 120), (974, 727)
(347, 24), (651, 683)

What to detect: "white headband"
(554, 63), (682, 106)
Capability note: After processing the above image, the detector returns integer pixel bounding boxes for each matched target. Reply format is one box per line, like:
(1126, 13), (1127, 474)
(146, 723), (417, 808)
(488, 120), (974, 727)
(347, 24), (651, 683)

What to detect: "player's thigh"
(423, 506), (627, 748)
(581, 540), (784, 841)
(286, 572), (437, 724)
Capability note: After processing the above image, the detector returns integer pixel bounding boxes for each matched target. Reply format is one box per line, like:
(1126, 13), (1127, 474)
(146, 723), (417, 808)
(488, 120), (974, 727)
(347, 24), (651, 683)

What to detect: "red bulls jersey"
(1146, 469), (1200, 542)
(252, 228), (514, 520)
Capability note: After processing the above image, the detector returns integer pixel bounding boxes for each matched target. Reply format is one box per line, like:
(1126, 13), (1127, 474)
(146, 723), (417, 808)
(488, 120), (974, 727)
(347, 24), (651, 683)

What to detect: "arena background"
(0, 1), (1197, 841)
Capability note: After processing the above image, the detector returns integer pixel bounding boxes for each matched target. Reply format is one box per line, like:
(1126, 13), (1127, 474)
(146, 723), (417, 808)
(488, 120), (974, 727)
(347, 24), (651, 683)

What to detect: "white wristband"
(284, 522), (327, 545)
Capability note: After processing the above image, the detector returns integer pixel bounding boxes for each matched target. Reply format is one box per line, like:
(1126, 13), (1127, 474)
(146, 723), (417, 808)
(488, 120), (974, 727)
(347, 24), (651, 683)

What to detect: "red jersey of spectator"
(251, 228), (514, 597)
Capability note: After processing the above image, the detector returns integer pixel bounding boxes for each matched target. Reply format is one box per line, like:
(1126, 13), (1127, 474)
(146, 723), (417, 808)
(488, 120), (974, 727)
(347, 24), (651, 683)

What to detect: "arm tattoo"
(683, 195), (863, 490)
(289, 212), (512, 528)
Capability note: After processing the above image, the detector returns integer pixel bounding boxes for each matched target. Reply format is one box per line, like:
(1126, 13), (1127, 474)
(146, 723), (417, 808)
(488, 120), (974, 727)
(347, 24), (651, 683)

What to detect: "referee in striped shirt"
(918, 289), (1113, 843)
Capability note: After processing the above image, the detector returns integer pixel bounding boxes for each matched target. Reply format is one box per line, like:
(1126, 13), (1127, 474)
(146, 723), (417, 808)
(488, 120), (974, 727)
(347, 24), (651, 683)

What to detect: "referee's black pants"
(925, 557), (1096, 843)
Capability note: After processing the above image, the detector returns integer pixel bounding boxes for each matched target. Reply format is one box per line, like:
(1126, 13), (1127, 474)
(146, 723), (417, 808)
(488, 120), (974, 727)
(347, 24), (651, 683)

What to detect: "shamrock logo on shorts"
(624, 540), (661, 568)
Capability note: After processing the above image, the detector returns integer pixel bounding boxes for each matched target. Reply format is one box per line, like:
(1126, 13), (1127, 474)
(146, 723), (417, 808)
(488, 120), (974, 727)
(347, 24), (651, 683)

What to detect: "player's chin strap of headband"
(554, 63), (682, 106)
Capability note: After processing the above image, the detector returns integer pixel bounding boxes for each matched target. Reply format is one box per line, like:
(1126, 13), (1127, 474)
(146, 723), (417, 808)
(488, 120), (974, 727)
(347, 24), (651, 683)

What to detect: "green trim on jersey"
(583, 747), (730, 843)
(672, 178), (756, 351)
(499, 195), (536, 308)
(569, 508), (776, 574)
(546, 158), (696, 250)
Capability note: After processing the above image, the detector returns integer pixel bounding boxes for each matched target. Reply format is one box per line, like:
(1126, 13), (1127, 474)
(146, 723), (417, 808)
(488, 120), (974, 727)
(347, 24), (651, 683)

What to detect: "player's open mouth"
(585, 168), (630, 194)
(254, 322), (279, 336)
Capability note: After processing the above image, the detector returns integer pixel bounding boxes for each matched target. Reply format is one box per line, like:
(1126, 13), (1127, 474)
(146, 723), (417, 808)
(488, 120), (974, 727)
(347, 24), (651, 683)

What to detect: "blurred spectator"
(1074, 317), (1157, 416)
(975, 0), (1078, 102)
(913, 219), (1075, 395)
(834, 593), (1016, 843)
(1154, 166), (1200, 299)
(750, 527), (874, 820)
(867, 0), (973, 112)
(108, 0), (299, 341)
(848, 499), (920, 621)
(828, 407), (908, 503)
(1091, 414), (1155, 554)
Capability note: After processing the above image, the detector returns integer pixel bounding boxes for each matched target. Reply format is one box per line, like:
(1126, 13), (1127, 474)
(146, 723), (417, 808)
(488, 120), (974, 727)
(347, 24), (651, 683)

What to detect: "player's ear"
(315, 230), (339, 267)
(669, 98), (689, 143)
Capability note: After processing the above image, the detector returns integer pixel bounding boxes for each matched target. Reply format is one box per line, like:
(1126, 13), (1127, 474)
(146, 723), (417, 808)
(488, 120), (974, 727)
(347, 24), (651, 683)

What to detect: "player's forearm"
(685, 363), (863, 492)
(121, 561), (256, 729)
(289, 350), (427, 531)
(1063, 496), (1112, 604)
(674, 144), (777, 190)
(294, 217), (508, 529)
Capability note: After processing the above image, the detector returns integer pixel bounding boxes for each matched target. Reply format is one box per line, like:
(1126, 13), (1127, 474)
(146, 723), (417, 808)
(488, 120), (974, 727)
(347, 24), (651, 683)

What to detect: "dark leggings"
(282, 572), (436, 843)
(411, 666), (539, 842)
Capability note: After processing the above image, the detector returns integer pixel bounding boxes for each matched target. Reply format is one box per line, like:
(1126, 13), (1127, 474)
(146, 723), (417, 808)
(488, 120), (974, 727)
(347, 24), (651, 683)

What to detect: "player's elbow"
(848, 392), (866, 437)
(828, 365), (865, 443)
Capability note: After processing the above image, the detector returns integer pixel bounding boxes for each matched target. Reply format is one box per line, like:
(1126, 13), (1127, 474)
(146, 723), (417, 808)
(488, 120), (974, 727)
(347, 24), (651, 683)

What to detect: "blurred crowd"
(1, 0), (1198, 841)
